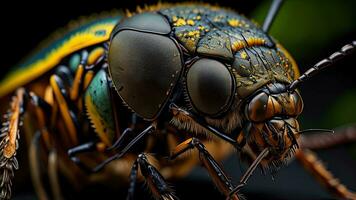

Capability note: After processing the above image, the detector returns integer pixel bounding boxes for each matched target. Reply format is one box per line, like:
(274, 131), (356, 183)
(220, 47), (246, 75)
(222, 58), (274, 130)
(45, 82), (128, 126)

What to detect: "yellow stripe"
(0, 23), (115, 97)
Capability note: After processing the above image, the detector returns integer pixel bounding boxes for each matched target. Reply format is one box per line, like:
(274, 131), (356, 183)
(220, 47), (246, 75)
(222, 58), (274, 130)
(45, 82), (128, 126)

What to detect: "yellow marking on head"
(246, 37), (266, 47)
(174, 18), (187, 26)
(240, 51), (248, 59)
(0, 23), (115, 98)
(187, 19), (195, 26)
(187, 30), (200, 37)
(125, 9), (133, 17)
(172, 16), (178, 22)
(136, 5), (143, 13)
(126, 2), (239, 24)
(231, 41), (245, 52)
(213, 17), (220, 22)
(228, 19), (240, 27)
(276, 44), (300, 78)
(232, 38), (267, 53)
(85, 93), (112, 146)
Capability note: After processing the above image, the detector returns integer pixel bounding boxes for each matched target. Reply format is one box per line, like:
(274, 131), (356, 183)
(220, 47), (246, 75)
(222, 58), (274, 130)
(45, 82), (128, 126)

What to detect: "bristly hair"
(170, 110), (212, 138)
(205, 101), (243, 134)
(170, 100), (243, 139)
(260, 144), (298, 175)
(0, 110), (20, 200)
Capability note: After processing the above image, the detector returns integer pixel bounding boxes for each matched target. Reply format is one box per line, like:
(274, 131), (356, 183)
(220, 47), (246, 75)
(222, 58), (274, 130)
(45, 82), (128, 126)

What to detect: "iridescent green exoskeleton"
(0, 1), (355, 200)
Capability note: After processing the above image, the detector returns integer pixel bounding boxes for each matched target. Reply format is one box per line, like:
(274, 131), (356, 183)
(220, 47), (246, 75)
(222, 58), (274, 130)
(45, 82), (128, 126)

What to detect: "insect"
(0, 0), (355, 199)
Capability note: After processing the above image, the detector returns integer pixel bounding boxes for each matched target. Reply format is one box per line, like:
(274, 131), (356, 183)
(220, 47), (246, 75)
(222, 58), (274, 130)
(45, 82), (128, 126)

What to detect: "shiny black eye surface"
(108, 13), (182, 120)
(186, 59), (234, 116)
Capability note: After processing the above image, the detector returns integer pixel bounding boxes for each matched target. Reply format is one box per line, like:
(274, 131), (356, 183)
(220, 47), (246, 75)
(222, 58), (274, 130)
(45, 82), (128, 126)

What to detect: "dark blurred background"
(1, 0), (356, 199)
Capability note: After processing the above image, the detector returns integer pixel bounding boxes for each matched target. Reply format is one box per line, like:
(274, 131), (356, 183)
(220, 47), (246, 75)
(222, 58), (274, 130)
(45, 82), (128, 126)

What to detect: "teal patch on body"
(85, 69), (115, 140)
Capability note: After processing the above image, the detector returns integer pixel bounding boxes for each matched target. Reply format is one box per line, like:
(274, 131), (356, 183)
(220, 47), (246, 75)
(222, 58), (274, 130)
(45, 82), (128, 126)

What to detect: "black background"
(1, 0), (356, 199)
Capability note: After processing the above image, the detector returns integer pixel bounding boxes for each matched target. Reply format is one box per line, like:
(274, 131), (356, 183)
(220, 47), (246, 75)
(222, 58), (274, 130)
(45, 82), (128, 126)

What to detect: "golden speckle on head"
(228, 19), (240, 27)
(232, 41), (245, 52)
(246, 37), (266, 47)
(172, 16), (178, 22)
(125, 9), (133, 17)
(174, 18), (187, 26)
(240, 51), (248, 59)
(213, 16), (222, 22)
(187, 30), (200, 37)
(187, 19), (195, 26)
(136, 5), (143, 13)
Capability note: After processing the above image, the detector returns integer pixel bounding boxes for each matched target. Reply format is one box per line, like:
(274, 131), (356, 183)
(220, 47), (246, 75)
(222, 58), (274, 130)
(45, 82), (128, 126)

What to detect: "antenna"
(262, 0), (284, 32)
(289, 41), (356, 91)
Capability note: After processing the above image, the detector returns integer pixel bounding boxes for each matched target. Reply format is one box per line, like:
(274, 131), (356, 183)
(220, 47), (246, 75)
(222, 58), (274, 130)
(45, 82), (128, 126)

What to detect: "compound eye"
(246, 92), (271, 122)
(291, 91), (303, 116)
(109, 29), (182, 120)
(186, 59), (234, 116)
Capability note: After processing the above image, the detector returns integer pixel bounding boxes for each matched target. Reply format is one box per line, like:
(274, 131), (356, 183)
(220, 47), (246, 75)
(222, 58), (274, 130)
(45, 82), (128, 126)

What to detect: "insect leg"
(66, 141), (98, 173)
(29, 91), (53, 148)
(55, 66), (74, 87)
(108, 114), (138, 151)
(73, 124), (156, 173)
(136, 153), (177, 200)
(296, 149), (356, 200)
(47, 149), (64, 200)
(50, 74), (79, 145)
(171, 138), (240, 200)
(169, 103), (238, 145)
(126, 161), (138, 200)
(228, 148), (270, 199)
(107, 128), (133, 150)
(29, 131), (50, 200)
(0, 88), (25, 200)
(1, 88), (52, 200)
(67, 127), (135, 172)
(70, 51), (88, 101)
(28, 91), (60, 200)
(68, 142), (96, 159)
(71, 47), (106, 100)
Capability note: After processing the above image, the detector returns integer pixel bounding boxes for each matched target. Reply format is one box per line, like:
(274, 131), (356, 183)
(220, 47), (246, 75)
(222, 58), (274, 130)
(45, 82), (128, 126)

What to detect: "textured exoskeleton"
(0, 1), (355, 200)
